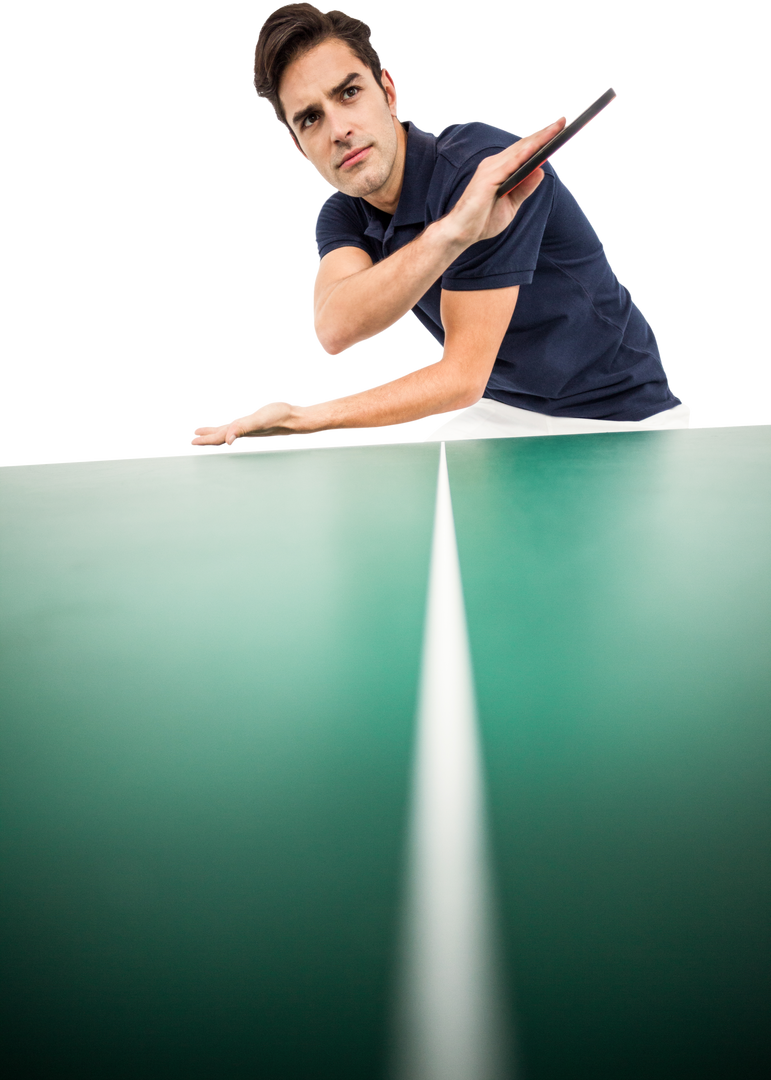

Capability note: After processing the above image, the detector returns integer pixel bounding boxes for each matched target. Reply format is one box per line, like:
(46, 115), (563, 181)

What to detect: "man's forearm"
(289, 355), (480, 432)
(314, 218), (466, 354)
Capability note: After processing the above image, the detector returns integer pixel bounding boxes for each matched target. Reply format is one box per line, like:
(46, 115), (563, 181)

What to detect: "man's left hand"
(192, 402), (298, 445)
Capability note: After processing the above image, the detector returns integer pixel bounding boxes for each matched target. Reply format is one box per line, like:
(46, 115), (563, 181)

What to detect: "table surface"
(1, 427), (769, 1078)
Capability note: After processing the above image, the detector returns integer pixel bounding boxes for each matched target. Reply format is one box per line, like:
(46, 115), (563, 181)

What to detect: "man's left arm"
(188, 285), (520, 449)
(191, 286), (518, 444)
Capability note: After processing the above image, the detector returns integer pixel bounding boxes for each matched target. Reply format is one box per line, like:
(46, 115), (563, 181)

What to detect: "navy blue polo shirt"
(316, 120), (680, 421)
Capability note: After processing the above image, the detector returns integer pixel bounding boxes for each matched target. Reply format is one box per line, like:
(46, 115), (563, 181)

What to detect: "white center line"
(391, 443), (515, 1080)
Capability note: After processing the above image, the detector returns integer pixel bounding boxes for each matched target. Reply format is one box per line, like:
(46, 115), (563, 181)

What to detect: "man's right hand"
(441, 118), (566, 249)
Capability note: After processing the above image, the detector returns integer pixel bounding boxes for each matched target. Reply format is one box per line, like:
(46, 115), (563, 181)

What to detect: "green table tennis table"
(1, 427), (769, 1078)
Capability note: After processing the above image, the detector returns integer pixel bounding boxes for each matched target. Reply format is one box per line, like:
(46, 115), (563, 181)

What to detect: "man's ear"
(380, 66), (399, 116)
(381, 68), (398, 116)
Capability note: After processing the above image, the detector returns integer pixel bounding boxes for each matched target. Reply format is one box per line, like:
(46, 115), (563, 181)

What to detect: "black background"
(16, 7), (751, 468)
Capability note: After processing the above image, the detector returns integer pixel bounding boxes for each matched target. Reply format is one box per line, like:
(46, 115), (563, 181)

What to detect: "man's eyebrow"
(291, 72), (362, 128)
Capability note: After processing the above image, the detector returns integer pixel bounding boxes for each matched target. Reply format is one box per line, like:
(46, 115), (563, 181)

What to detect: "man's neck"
(362, 118), (406, 217)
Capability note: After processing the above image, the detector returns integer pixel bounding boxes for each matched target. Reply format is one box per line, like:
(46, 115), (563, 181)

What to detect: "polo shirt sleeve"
(316, 192), (372, 260)
(440, 155), (555, 292)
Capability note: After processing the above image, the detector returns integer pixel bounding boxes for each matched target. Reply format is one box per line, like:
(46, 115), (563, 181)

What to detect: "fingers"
(190, 419), (249, 445)
(511, 118), (565, 164)
(494, 117), (566, 181)
(536, 116), (567, 139)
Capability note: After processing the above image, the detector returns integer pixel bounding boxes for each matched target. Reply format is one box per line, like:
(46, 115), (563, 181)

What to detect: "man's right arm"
(312, 118), (566, 356)
(313, 222), (465, 354)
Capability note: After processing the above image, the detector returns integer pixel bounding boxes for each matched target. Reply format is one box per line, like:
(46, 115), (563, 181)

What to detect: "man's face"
(279, 38), (401, 203)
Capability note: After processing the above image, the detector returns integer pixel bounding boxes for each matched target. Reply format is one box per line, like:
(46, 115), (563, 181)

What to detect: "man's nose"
(328, 106), (353, 143)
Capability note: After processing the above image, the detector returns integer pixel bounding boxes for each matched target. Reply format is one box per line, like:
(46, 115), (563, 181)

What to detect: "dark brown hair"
(254, 5), (385, 141)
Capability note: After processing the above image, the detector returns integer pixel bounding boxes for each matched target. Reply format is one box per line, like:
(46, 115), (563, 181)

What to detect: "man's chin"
(341, 183), (377, 199)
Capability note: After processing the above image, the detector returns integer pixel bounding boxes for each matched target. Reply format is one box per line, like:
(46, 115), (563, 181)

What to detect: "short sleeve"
(441, 159), (556, 292)
(316, 192), (373, 260)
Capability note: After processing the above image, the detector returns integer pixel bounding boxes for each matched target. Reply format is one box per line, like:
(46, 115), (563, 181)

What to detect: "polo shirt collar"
(361, 121), (436, 245)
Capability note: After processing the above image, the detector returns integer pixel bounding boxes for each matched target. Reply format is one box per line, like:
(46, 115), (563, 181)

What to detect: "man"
(192, 4), (685, 447)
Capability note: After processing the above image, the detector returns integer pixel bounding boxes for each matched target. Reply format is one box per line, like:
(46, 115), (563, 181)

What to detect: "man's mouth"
(338, 145), (372, 170)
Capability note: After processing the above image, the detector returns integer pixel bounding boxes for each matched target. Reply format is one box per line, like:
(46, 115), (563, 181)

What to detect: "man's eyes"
(302, 86), (358, 128)
(342, 86), (359, 99)
(302, 112), (319, 129)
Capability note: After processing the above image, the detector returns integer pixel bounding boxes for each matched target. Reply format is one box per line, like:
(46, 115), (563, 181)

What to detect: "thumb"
(225, 421), (244, 445)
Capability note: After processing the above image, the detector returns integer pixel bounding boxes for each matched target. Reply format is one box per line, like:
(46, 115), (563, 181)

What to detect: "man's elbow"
(455, 391), (482, 410)
(308, 306), (352, 356)
(440, 355), (490, 411)
(319, 334), (344, 356)
(313, 315), (371, 356)
(310, 317), (341, 356)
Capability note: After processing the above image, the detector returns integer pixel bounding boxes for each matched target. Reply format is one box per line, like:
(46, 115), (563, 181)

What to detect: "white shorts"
(427, 399), (691, 441)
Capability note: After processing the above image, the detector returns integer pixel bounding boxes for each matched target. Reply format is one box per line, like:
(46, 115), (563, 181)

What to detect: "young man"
(192, 4), (685, 447)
